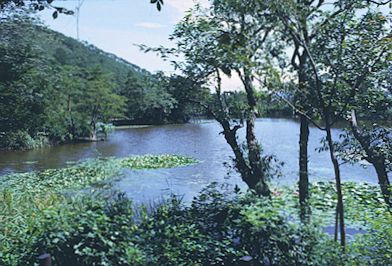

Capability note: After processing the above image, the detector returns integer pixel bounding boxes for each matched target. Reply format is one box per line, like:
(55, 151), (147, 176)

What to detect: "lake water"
(0, 118), (376, 203)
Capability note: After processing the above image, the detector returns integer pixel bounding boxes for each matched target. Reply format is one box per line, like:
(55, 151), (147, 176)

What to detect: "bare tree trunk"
(299, 114), (310, 220)
(212, 70), (270, 196)
(374, 161), (391, 208)
(217, 116), (269, 196)
(221, 121), (252, 185)
(296, 50), (311, 221)
(243, 71), (270, 197)
(296, 29), (346, 246)
(325, 126), (345, 248)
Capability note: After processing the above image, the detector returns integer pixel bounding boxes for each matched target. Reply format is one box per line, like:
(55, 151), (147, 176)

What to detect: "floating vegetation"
(120, 154), (198, 169)
(0, 154), (198, 196)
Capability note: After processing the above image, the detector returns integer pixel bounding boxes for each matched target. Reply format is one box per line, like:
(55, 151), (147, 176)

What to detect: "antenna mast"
(76, 0), (85, 40)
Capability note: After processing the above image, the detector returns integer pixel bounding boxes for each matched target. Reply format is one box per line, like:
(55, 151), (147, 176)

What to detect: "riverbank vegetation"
(1, 157), (390, 265)
(0, 11), (309, 151)
(146, 0), (391, 251)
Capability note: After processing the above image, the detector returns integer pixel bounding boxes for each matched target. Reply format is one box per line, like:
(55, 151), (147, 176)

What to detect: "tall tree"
(146, 1), (286, 196)
(317, 10), (392, 208)
(80, 66), (126, 140)
(269, 0), (391, 246)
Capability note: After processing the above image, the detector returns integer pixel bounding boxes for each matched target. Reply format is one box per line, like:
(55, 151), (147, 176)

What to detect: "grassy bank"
(0, 156), (391, 265)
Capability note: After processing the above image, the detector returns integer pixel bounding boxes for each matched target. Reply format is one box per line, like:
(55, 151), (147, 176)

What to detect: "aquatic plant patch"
(120, 154), (198, 169)
(0, 154), (198, 196)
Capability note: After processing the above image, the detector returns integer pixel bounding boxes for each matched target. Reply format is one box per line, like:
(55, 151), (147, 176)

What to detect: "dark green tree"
(145, 0), (287, 196)
(78, 67), (126, 140)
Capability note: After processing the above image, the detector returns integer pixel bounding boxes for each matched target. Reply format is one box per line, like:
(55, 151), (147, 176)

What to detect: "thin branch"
(309, 3), (354, 40)
(253, 76), (326, 130)
(367, 0), (392, 6)
(274, 91), (326, 131)
(291, 43), (300, 70)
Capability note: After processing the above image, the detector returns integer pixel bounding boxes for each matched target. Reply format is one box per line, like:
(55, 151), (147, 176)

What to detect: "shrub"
(2, 184), (331, 266)
(0, 130), (49, 150)
(136, 184), (325, 266)
(30, 193), (144, 266)
(347, 213), (392, 265)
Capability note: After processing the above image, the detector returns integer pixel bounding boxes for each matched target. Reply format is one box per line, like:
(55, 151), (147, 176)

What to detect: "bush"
(0, 130), (49, 150)
(0, 155), (199, 265)
(135, 184), (325, 266)
(347, 213), (392, 265)
(30, 193), (144, 266)
(1, 184), (331, 266)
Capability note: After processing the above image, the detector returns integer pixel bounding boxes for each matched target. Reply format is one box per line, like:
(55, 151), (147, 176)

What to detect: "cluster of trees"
(120, 72), (208, 125)
(0, 13), (201, 149)
(0, 15), (127, 148)
(149, 0), (392, 248)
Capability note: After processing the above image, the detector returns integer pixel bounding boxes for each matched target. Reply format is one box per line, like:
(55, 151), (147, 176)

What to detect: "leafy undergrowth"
(0, 157), (391, 265)
(274, 181), (390, 230)
(2, 182), (391, 266)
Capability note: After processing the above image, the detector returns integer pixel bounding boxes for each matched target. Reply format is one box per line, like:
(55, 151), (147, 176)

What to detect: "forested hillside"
(0, 13), (204, 150)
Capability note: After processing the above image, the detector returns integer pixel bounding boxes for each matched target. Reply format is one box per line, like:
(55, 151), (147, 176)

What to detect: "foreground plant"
(1, 178), (391, 265)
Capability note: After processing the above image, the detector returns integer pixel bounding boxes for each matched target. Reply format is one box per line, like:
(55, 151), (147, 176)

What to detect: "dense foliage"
(1, 162), (391, 266)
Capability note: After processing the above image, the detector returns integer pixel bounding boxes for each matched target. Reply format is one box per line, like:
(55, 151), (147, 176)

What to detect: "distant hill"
(1, 16), (150, 87)
(43, 28), (151, 86)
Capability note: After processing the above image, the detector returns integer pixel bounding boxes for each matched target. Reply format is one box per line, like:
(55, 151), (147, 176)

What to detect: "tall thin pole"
(76, 0), (85, 40)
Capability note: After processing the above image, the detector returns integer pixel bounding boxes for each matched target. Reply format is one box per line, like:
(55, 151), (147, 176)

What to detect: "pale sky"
(37, 1), (391, 91)
(38, 0), (242, 90)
